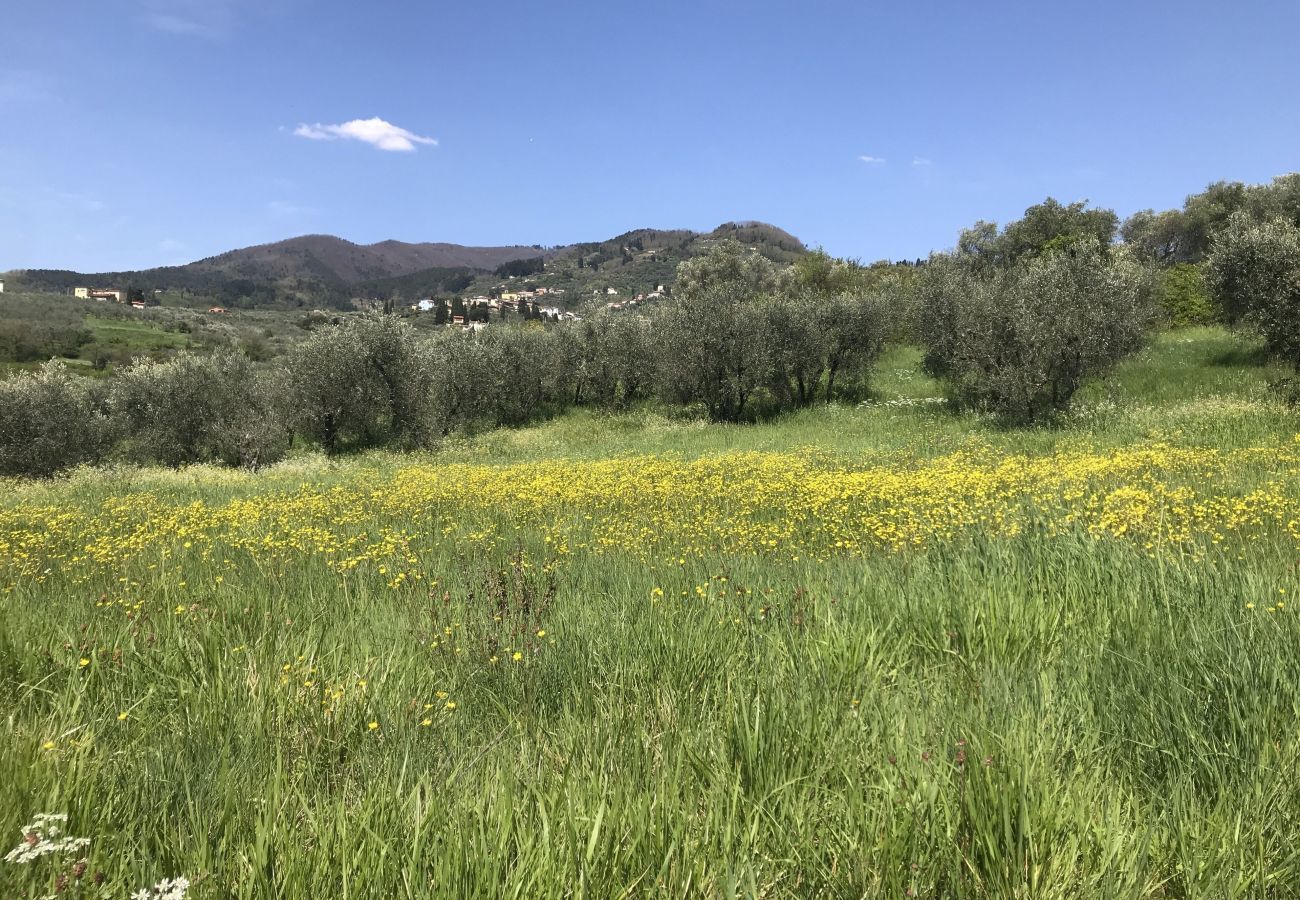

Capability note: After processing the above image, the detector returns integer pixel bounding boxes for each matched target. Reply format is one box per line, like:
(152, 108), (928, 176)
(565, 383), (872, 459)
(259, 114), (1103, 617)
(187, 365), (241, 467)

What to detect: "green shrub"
(285, 315), (429, 452)
(0, 362), (112, 477)
(1157, 264), (1216, 326)
(422, 328), (502, 435)
(1206, 214), (1300, 371)
(655, 240), (779, 421)
(916, 242), (1154, 422)
(109, 350), (288, 469)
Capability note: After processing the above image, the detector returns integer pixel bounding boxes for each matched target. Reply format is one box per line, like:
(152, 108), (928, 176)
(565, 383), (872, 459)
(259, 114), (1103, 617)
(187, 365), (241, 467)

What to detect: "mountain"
(191, 235), (555, 285)
(3, 222), (807, 309)
(4, 236), (556, 309)
(491, 221), (808, 309)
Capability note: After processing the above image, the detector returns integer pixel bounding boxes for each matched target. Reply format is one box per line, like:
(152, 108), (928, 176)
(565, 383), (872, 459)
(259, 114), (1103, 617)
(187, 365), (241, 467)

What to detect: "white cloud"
(912, 157), (933, 167)
(857, 155), (886, 164)
(293, 118), (438, 152)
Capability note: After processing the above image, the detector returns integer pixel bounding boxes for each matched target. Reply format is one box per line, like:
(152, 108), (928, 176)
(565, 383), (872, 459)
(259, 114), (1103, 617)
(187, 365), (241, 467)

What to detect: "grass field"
(3, 327), (1299, 898)
(0, 291), (307, 377)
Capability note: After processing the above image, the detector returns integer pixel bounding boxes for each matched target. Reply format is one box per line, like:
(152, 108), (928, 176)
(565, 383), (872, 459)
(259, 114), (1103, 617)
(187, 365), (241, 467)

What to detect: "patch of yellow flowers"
(1, 442), (1298, 590)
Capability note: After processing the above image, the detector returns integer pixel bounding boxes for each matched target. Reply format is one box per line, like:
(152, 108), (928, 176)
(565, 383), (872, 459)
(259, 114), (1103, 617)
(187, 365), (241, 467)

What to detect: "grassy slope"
(0, 291), (312, 374)
(456, 326), (1291, 463)
(2, 327), (1300, 898)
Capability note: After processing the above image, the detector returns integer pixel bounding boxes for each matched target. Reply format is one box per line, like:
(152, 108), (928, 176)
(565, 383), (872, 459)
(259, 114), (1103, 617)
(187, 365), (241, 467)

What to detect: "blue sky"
(2, 0), (1298, 272)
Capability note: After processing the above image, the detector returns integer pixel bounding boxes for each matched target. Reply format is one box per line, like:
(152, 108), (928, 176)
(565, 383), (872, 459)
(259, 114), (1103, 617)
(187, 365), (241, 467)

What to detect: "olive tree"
(761, 289), (823, 407)
(0, 362), (112, 477)
(1206, 214), (1300, 371)
(109, 350), (287, 469)
(772, 251), (890, 402)
(422, 328), (502, 435)
(570, 314), (658, 410)
(916, 241), (1153, 422)
(955, 199), (1119, 270)
(601, 314), (658, 408)
(656, 240), (777, 421)
(354, 313), (430, 445)
(285, 315), (428, 452)
(542, 323), (580, 406)
(487, 325), (552, 426)
(809, 291), (888, 401)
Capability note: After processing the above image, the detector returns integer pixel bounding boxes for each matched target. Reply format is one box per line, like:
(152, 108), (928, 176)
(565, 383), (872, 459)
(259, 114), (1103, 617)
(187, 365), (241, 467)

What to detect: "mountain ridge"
(4, 221), (807, 308)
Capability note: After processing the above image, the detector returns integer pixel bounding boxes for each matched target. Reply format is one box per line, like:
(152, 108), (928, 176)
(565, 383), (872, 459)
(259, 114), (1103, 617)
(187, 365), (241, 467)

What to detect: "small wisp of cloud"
(912, 157), (933, 167)
(139, 0), (238, 38)
(857, 155), (886, 164)
(146, 15), (209, 34)
(52, 191), (106, 212)
(293, 118), (438, 153)
(267, 200), (319, 217)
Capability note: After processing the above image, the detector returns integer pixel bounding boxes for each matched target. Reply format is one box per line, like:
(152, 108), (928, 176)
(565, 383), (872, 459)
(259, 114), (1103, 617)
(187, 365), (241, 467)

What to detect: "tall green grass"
(2, 327), (1299, 898)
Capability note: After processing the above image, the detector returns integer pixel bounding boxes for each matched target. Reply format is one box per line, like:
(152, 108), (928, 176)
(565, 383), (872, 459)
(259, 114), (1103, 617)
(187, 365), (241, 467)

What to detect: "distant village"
(61, 278), (670, 330)
(405, 286), (575, 326)
(67, 285), (229, 314)
(375, 281), (670, 329)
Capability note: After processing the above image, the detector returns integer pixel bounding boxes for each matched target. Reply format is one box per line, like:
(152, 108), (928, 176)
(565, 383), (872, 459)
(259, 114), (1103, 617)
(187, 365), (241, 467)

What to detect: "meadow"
(3, 326), (1299, 898)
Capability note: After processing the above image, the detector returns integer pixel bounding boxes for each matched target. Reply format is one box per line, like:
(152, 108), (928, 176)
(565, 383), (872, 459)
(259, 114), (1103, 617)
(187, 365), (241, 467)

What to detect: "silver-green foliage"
(916, 241), (1153, 422)
(1206, 213), (1300, 370)
(1124, 173), (1300, 264)
(775, 252), (890, 404)
(284, 314), (430, 452)
(423, 324), (615, 435)
(109, 350), (287, 469)
(656, 242), (889, 420)
(656, 241), (780, 421)
(422, 328), (501, 436)
(0, 362), (111, 477)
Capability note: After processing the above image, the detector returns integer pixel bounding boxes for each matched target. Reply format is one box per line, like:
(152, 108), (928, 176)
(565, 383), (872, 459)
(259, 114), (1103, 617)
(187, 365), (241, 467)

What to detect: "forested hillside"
(2, 222), (809, 311)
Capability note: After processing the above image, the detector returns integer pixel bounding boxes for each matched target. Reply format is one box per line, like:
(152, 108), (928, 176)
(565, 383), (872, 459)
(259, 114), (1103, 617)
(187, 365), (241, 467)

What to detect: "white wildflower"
(858, 396), (947, 409)
(4, 813), (90, 864)
(134, 875), (190, 899)
(7, 812), (190, 900)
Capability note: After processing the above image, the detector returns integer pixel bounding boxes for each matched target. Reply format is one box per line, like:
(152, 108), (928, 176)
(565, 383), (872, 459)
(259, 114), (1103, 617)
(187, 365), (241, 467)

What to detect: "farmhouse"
(73, 287), (125, 303)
